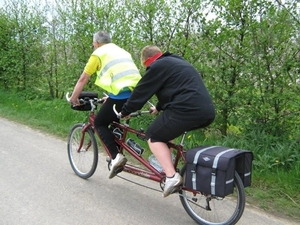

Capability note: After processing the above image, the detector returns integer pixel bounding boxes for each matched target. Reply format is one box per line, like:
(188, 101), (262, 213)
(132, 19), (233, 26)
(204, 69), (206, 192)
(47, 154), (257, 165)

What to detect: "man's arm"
(69, 72), (90, 105)
(69, 55), (99, 105)
(121, 65), (163, 115)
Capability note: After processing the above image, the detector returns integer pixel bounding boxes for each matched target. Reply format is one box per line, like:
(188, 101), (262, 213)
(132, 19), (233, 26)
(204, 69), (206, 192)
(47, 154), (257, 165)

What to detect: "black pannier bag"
(185, 146), (253, 197)
(71, 91), (98, 111)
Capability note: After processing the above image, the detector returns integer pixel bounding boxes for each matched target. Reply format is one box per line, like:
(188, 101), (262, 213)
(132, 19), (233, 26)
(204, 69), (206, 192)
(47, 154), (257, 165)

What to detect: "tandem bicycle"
(66, 91), (247, 225)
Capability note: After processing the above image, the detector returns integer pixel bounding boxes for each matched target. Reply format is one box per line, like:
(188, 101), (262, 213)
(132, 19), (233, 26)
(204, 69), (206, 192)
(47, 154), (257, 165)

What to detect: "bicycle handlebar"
(65, 92), (71, 102)
(65, 92), (104, 106)
(113, 104), (151, 119)
(66, 92), (152, 117)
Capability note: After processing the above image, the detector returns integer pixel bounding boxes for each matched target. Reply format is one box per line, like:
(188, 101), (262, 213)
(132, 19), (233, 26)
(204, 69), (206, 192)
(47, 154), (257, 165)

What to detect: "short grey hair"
(93, 31), (111, 44)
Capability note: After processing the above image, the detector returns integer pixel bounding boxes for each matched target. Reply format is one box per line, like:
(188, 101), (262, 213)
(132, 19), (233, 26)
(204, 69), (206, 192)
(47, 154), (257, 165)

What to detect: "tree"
(0, 0), (299, 139)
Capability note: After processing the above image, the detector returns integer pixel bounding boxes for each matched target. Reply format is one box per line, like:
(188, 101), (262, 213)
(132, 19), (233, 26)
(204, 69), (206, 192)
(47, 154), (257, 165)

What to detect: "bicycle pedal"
(106, 156), (111, 163)
(171, 186), (180, 194)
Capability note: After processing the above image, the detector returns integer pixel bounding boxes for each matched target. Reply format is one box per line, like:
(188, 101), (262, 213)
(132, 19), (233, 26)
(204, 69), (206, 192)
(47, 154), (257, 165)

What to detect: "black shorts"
(145, 109), (214, 143)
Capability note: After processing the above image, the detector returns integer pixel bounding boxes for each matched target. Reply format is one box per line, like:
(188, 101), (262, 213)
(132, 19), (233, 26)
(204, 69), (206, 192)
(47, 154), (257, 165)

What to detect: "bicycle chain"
(116, 174), (163, 193)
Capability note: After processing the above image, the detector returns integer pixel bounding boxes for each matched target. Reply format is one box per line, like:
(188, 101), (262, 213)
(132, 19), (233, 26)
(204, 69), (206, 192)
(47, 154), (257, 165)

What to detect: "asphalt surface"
(0, 117), (299, 225)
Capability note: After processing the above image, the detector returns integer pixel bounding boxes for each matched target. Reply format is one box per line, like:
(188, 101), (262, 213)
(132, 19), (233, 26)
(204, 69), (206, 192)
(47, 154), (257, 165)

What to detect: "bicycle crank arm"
(177, 193), (209, 210)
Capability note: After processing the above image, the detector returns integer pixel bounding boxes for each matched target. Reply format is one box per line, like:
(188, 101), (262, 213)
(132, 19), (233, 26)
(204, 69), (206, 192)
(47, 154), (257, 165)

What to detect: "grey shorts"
(145, 109), (214, 143)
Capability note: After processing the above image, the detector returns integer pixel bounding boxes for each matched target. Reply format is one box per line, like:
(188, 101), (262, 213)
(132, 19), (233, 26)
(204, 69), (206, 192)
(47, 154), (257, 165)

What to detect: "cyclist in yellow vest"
(69, 31), (141, 179)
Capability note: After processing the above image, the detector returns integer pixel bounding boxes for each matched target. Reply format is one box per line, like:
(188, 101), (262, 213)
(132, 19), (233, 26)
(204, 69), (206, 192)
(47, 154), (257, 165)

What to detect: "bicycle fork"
(77, 124), (92, 153)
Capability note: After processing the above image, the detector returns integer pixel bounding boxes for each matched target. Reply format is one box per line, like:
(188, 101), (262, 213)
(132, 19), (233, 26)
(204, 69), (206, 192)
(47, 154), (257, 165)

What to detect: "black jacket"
(121, 52), (215, 119)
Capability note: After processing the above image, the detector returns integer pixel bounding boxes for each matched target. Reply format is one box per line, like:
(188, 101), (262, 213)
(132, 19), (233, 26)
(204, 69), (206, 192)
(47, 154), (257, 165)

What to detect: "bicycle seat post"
(179, 131), (187, 146)
(123, 118), (131, 127)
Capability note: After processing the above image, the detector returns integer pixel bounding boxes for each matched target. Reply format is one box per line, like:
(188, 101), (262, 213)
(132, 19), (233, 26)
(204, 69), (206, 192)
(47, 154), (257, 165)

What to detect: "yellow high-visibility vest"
(93, 43), (141, 95)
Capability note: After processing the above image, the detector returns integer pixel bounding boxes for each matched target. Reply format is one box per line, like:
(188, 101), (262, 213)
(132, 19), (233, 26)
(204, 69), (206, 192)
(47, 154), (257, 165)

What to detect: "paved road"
(0, 117), (299, 225)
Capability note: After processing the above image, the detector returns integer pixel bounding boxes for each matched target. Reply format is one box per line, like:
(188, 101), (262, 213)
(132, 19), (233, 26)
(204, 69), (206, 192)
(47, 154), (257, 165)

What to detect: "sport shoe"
(108, 153), (127, 179)
(163, 172), (183, 197)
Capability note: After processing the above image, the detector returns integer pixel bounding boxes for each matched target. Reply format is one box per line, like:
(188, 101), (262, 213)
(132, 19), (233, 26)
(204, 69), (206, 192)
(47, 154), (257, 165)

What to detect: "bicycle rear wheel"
(179, 165), (245, 225)
(67, 123), (98, 179)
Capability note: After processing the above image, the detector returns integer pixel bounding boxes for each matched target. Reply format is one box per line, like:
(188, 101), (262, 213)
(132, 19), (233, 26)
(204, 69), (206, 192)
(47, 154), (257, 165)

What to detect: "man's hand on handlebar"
(119, 106), (157, 120)
(149, 106), (158, 115)
(119, 112), (131, 120)
(113, 103), (156, 120)
(68, 98), (80, 106)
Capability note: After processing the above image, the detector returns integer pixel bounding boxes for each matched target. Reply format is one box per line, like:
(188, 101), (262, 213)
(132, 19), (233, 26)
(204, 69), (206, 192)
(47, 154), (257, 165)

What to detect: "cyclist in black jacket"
(120, 45), (215, 197)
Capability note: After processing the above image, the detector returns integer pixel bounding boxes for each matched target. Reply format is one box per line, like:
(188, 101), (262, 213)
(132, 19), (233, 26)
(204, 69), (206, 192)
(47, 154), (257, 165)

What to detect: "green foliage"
(253, 142), (299, 172)
(1, 0), (300, 141)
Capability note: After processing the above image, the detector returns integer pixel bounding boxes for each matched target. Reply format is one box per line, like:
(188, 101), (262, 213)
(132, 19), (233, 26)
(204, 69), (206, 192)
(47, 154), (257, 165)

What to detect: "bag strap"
(210, 148), (235, 195)
(191, 146), (217, 190)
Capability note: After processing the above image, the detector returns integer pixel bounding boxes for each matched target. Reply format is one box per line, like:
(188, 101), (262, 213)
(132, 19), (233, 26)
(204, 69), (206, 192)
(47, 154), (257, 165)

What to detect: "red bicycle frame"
(83, 110), (187, 184)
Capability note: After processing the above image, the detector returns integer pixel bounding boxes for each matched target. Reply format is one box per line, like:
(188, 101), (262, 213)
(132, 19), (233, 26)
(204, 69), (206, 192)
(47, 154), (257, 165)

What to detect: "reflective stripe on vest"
(98, 58), (138, 78)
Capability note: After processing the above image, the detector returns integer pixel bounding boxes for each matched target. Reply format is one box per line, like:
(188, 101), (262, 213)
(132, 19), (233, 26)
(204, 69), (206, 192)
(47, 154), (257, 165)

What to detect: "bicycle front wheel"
(67, 123), (98, 179)
(179, 165), (245, 225)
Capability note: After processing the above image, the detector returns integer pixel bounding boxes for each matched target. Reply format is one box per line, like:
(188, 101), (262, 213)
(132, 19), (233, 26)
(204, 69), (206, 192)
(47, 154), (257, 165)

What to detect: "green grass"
(246, 167), (300, 219)
(0, 90), (86, 138)
(0, 88), (299, 222)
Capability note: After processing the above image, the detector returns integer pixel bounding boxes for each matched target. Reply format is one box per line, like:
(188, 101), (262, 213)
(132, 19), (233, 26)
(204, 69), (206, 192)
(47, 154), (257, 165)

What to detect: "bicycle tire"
(67, 123), (98, 179)
(179, 164), (245, 225)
